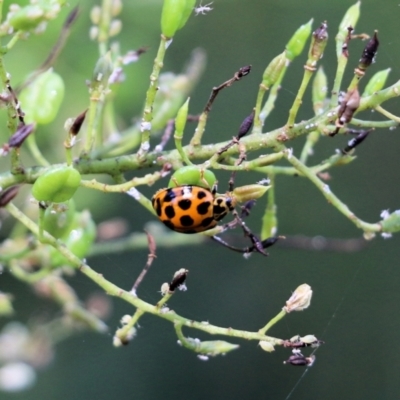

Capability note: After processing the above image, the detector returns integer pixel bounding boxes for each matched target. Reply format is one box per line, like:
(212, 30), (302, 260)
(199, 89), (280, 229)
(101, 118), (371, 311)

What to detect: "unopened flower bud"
(109, 19), (122, 37)
(174, 98), (190, 138)
(362, 68), (390, 97)
(259, 340), (275, 353)
(90, 6), (101, 24)
(111, 0), (123, 16)
(197, 340), (239, 356)
(92, 52), (113, 87)
(262, 52), (286, 89)
(286, 19), (313, 62)
(232, 184), (270, 203)
(312, 66), (328, 115)
(381, 210), (400, 233)
(336, 1), (361, 56)
(308, 22), (328, 67)
(160, 282), (170, 296)
(284, 284), (313, 313)
(161, 0), (196, 38)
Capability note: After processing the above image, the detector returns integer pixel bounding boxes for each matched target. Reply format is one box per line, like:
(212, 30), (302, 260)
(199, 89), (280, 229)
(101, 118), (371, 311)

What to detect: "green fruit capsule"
(9, 5), (45, 31)
(32, 166), (81, 203)
(49, 210), (96, 267)
(161, 0), (196, 38)
(168, 166), (217, 189)
(19, 69), (65, 124)
(42, 201), (76, 239)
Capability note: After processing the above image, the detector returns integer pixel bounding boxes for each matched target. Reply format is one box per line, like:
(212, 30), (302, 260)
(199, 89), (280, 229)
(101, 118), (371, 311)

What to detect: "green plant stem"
(258, 309), (286, 335)
(97, 0), (113, 55)
(330, 52), (348, 107)
(137, 35), (168, 160)
(5, 202), (285, 346)
(287, 68), (313, 127)
(5, 30), (23, 51)
(375, 105), (400, 123)
(27, 135), (51, 167)
(282, 148), (382, 234)
(300, 130), (320, 164)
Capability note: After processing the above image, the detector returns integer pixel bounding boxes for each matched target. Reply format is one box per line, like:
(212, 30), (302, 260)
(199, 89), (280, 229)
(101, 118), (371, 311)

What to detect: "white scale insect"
(194, 2), (213, 16)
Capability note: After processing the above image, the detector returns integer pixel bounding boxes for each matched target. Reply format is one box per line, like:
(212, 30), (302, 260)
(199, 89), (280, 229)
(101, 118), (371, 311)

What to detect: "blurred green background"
(2, 0), (400, 399)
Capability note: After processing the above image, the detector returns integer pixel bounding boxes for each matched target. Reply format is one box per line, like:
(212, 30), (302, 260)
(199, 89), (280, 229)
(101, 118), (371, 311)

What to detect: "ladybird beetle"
(151, 185), (235, 234)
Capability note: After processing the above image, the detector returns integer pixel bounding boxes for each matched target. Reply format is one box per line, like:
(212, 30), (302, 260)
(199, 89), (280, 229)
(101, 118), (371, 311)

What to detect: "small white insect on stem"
(194, 2), (213, 16)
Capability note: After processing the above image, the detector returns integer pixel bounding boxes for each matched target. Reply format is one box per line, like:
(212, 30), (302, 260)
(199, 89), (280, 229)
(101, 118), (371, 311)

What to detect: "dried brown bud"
(0, 186), (19, 207)
(358, 31), (379, 71)
(8, 124), (34, 148)
(237, 65), (251, 78)
(237, 110), (254, 139)
(284, 353), (315, 367)
(342, 129), (372, 154)
(69, 110), (87, 136)
(337, 88), (361, 126)
(169, 268), (188, 292)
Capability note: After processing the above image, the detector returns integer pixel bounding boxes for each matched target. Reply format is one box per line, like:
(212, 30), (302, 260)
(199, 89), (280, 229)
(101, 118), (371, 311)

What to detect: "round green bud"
(49, 210), (96, 267)
(42, 201), (76, 239)
(32, 166), (81, 203)
(232, 184), (270, 203)
(362, 68), (391, 97)
(9, 5), (45, 31)
(168, 166), (217, 189)
(286, 19), (313, 62)
(161, 0), (195, 38)
(19, 69), (65, 125)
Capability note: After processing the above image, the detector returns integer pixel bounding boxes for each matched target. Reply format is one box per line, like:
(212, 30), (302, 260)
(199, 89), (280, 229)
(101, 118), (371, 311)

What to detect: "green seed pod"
(286, 19), (313, 62)
(168, 166), (217, 189)
(175, 97), (190, 138)
(19, 69), (65, 124)
(42, 200), (76, 239)
(336, 2), (361, 57)
(91, 52), (113, 88)
(262, 51), (286, 89)
(196, 340), (239, 356)
(308, 22), (328, 65)
(362, 68), (390, 97)
(161, 0), (196, 38)
(8, 5), (45, 31)
(49, 210), (96, 267)
(312, 66), (328, 114)
(32, 166), (81, 203)
(381, 210), (400, 234)
(232, 184), (270, 203)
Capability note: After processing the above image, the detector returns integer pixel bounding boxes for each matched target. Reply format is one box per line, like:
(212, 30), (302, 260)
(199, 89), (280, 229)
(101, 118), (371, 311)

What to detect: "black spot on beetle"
(180, 215), (194, 227)
(154, 198), (162, 216)
(165, 205), (176, 219)
(178, 199), (192, 210)
(197, 190), (207, 200)
(197, 201), (211, 215)
(201, 216), (215, 228)
(163, 189), (176, 202)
